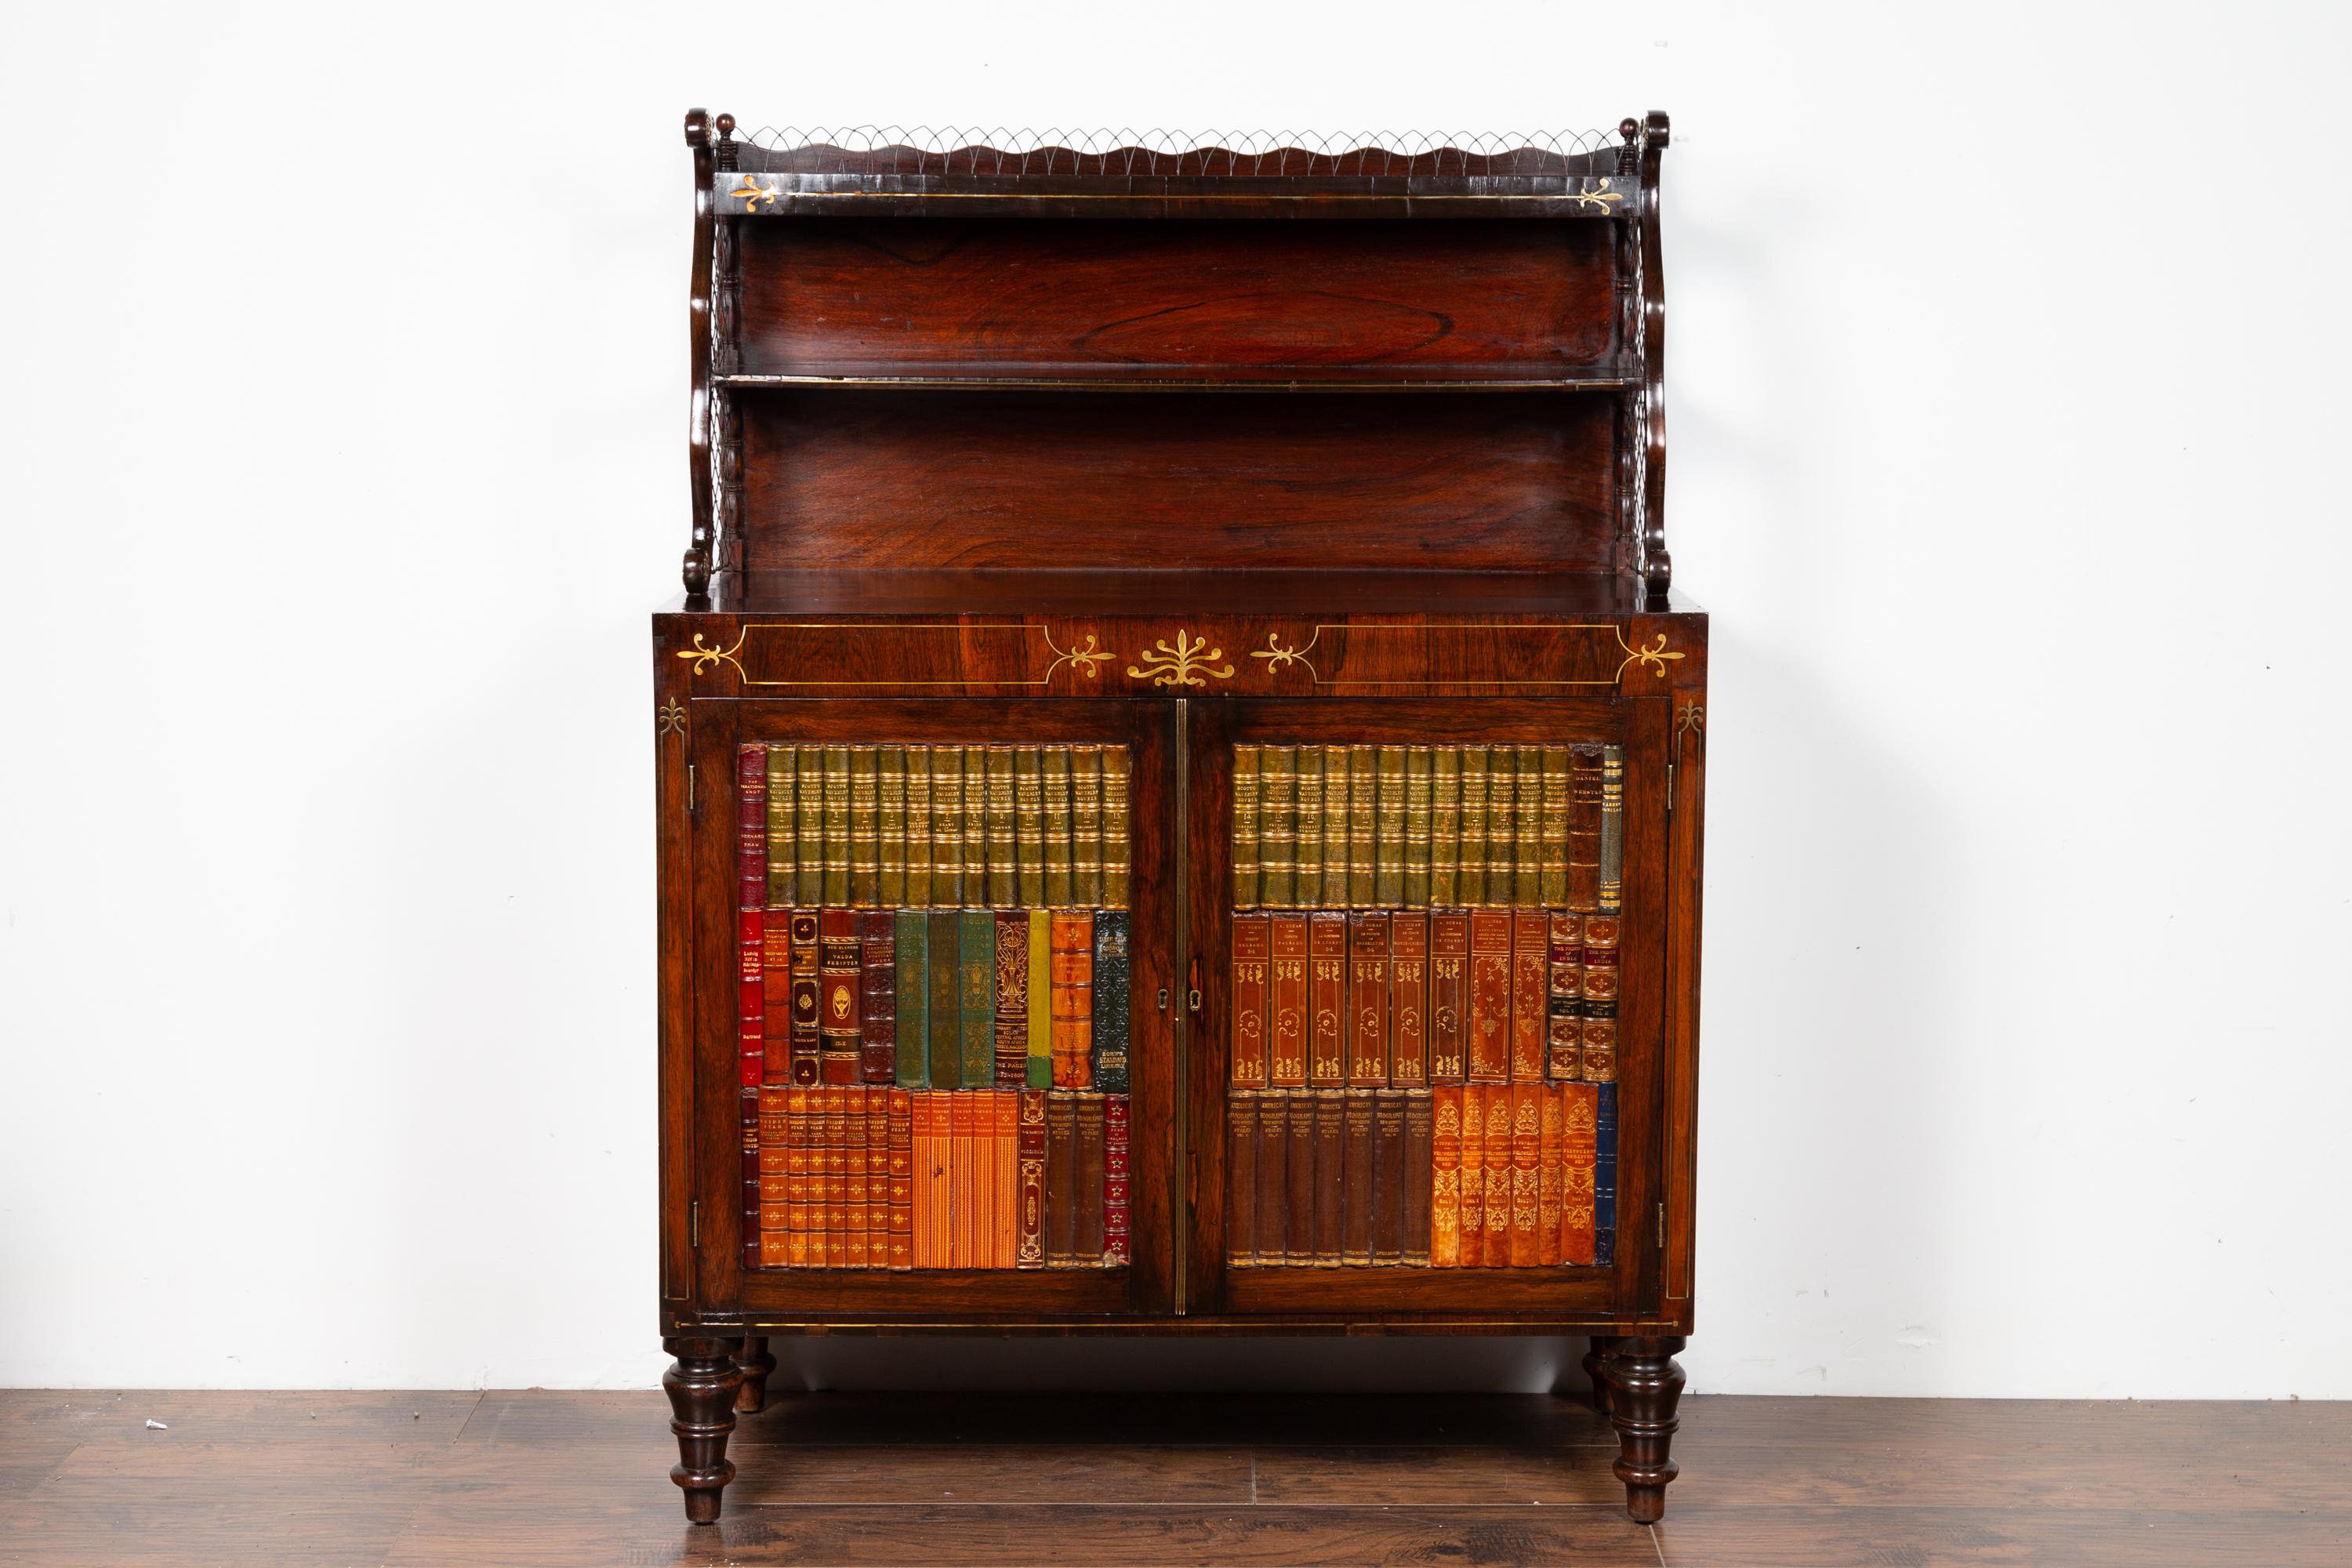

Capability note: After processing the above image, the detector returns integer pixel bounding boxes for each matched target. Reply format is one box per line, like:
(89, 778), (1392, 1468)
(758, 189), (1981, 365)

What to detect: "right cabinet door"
(1186, 698), (1671, 1321)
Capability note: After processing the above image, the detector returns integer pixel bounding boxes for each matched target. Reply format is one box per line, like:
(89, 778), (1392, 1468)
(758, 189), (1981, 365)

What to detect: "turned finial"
(713, 113), (738, 170)
(1618, 118), (1640, 174)
(715, 112), (735, 140)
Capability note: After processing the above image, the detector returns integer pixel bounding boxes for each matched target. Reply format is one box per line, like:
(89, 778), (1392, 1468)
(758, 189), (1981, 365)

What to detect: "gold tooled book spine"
(985, 744), (1018, 909)
(1101, 745), (1131, 910)
(1260, 745), (1296, 909)
(1071, 743), (1104, 909)
(902, 744), (932, 908)
(1374, 746), (1407, 908)
(1013, 746), (1046, 909)
(1429, 746), (1459, 909)
(930, 746), (964, 907)
(1457, 746), (1488, 906)
(1293, 744), (1323, 909)
(1230, 745), (1261, 910)
(822, 744), (851, 906)
(964, 747), (990, 903)
(1539, 746), (1570, 908)
(1484, 745), (1515, 906)
(1321, 744), (1350, 909)
(796, 746), (825, 907)
(1403, 745), (1432, 909)
(765, 746), (795, 907)
(1515, 746), (1543, 909)
(1568, 745), (1602, 913)
(1599, 744), (1624, 916)
(1041, 746), (1073, 908)
(1348, 746), (1377, 908)
(877, 745), (907, 907)
(848, 745), (880, 908)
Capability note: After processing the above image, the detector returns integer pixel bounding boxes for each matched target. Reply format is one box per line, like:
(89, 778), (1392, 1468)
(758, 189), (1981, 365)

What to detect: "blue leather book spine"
(1593, 1081), (1617, 1267)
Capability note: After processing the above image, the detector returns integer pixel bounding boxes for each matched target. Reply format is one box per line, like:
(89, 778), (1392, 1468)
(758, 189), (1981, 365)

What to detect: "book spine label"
(848, 745), (880, 909)
(1268, 914), (1308, 1088)
(1403, 745), (1433, 909)
(785, 1086), (812, 1267)
(738, 743), (768, 915)
(877, 744), (907, 907)
(757, 1086), (789, 1267)
(1320, 745), (1352, 909)
(796, 746), (826, 908)
(1252, 1089), (1287, 1265)
(1284, 1091), (1316, 1269)
(818, 908), (862, 1084)
(1481, 1083), (1513, 1268)
(1341, 1088), (1377, 1265)
(1312, 1088), (1346, 1267)
(1567, 745), (1603, 913)
(1074, 1091), (1107, 1264)
(1103, 1093), (1131, 1267)
(1045, 1091), (1077, 1265)
(1430, 1084), (1462, 1268)
(1466, 910), (1514, 1083)
(1510, 1082), (1542, 1267)
(1371, 1087), (1406, 1265)
(1374, 745), (1407, 907)
(895, 911), (928, 1086)
(1040, 746), (1073, 909)
(1515, 745), (1543, 908)
(1428, 746), (1459, 908)
(1539, 746), (1570, 908)
(993, 1090), (1020, 1268)
(1225, 1088), (1258, 1266)
(902, 744), (932, 909)
(764, 746), (796, 907)
(1599, 745), (1624, 915)
(994, 909), (1030, 1088)
(1230, 745), (1261, 909)
(858, 910), (898, 1084)
(1594, 1081), (1617, 1268)
(1307, 912), (1348, 1086)
(1388, 910), (1428, 1088)
(1453, 1083), (1483, 1266)
(1050, 912), (1095, 1089)
(1026, 909), (1053, 1088)
(1583, 913), (1621, 1084)
(1562, 1080), (1598, 1265)
(1403, 1088), (1433, 1267)
(926, 911), (961, 1088)
(822, 745), (851, 907)
(1428, 911), (1468, 1083)
(958, 910), (997, 1091)
(929, 746), (964, 908)
(1229, 913), (1272, 1088)
(1102, 744), (1133, 910)
(1484, 745), (1514, 907)
(887, 1088), (913, 1269)
(1070, 744), (1105, 910)
(1016, 1088), (1048, 1268)
(1259, 745), (1295, 909)
(1548, 913), (1584, 1081)
(1092, 910), (1132, 1094)
(985, 745), (1018, 909)
(1511, 910), (1550, 1082)
(1537, 1081), (1564, 1267)
(789, 910), (821, 1086)
(1345, 911), (1390, 1087)
(761, 911), (793, 1083)
(1294, 744), (1323, 909)
(1013, 746), (1046, 909)
(1347, 746), (1377, 908)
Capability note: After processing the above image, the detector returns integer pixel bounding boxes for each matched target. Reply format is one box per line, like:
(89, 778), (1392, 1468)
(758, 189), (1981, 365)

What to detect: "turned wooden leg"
(1583, 1334), (1625, 1418)
(662, 1335), (742, 1524)
(732, 1335), (775, 1415)
(1609, 1335), (1687, 1523)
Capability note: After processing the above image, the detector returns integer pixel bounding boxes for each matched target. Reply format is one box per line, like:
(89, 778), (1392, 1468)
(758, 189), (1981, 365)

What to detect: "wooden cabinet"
(653, 113), (1704, 1524)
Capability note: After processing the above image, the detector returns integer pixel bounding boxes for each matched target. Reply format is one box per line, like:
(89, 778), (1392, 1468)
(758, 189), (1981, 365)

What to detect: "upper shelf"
(713, 361), (1641, 394)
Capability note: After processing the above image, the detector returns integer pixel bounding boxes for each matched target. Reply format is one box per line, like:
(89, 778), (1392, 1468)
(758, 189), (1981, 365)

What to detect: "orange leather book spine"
(1307, 912), (1348, 1087)
(951, 1092), (981, 1269)
(1581, 913), (1621, 1085)
(1561, 1080), (1599, 1265)
(757, 1086), (790, 1268)
(1510, 911), (1549, 1083)
(866, 1085), (892, 1268)
(785, 1086), (813, 1269)
(909, 1093), (933, 1269)
(927, 1093), (954, 1269)
(1388, 911), (1428, 1088)
(1428, 910), (1469, 1083)
(822, 1085), (848, 1269)
(1509, 1083), (1542, 1267)
(1346, 912), (1390, 1087)
(1430, 1084), (1462, 1268)
(1268, 915), (1309, 1088)
(1229, 913), (1271, 1088)
(762, 912), (793, 1084)
(1454, 1082), (1483, 1265)
(887, 1088), (914, 1271)
(993, 1090), (1020, 1269)
(842, 1087), (871, 1269)
(1015, 1089), (1048, 1269)
(1537, 1083), (1564, 1267)
(1466, 911), (1513, 1083)
(1481, 1083), (1513, 1268)
(1050, 913), (1095, 1089)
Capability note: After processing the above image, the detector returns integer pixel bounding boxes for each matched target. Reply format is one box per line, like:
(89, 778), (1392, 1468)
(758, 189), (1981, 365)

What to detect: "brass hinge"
(1657, 1203), (1667, 1249)
(687, 763), (696, 815)
(689, 1200), (700, 1248)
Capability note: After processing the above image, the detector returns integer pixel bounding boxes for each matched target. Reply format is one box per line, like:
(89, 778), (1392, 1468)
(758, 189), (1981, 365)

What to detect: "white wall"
(3, 0), (2347, 1396)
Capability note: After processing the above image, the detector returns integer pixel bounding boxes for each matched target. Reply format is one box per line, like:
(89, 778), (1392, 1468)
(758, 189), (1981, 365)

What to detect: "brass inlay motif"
(656, 699), (686, 738)
(1041, 629), (1112, 683)
(1569, 177), (1625, 212)
(1127, 629), (1235, 688)
(1675, 702), (1704, 764)
(1612, 626), (1686, 681)
(1248, 629), (1321, 680)
(730, 177), (784, 210)
(676, 630), (747, 680)
(1305, 622), (1686, 688)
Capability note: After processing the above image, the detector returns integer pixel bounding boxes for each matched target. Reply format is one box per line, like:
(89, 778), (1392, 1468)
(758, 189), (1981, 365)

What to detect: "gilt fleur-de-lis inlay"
(1611, 626), (1686, 681)
(731, 177), (783, 210)
(1042, 629), (1112, 683)
(1569, 177), (1626, 212)
(1248, 629), (1320, 679)
(1127, 629), (1236, 688)
(675, 630), (746, 680)
(656, 699), (686, 738)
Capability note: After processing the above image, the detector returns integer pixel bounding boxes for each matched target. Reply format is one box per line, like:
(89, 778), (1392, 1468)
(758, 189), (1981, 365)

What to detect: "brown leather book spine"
(1429, 1085), (1461, 1268)
(1581, 913), (1621, 1086)
(1561, 1080), (1599, 1265)
(1102, 1093), (1131, 1268)
(1225, 1088), (1258, 1267)
(1466, 910), (1514, 1083)
(1312, 1089), (1346, 1267)
(993, 1090), (1020, 1269)
(1388, 910), (1428, 1088)
(822, 1085), (848, 1268)
(867, 1084), (893, 1268)
(788, 909), (822, 1086)
(1567, 746), (1603, 913)
(1045, 1090), (1077, 1266)
(842, 1087), (870, 1269)
(1509, 1083), (1542, 1268)
(1075, 1091), (1107, 1264)
(1346, 911), (1390, 1087)
(785, 1086), (813, 1269)
(1268, 914), (1309, 1088)
(738, 742), (769, 913)
(1452, 1083), (1483, 1266)
(1371, 1088), (1406, 1266)
(1403, 1088), (1433, 1268)
(1254, 1090), (1288, 1265)
(1307, 912), (1348, 1087)
(1511, 910), (1549, 1083)
(1285, 1090), (1316, 1269)
(1547, 913), (1585, 1081)
(761, 911), (793, 1085)
(757, 1086), (789, 1268)
(1481, 1083), (1512, 1268)
(1015, 1089), (1048, 1269)
(1341, 1088), (1377, 1266)
(887, 1096), (915, 1270)
(1537, 1083), (1564, 1268)
(858, 911), (898, 1084)
(1050, 912), (1096, 1090)
(1428, 910), (1468, 1083)
(1229, 913), (1272, 1088)
(993, 909), (1030, 1088)
(818, 909), (862, 1084)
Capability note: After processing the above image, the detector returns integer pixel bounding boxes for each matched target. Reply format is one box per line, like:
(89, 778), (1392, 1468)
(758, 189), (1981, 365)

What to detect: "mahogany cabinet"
(652, 113), (1706, 1524)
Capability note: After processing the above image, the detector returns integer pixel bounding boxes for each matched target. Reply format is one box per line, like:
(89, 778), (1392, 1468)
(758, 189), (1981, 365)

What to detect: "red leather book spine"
(762, 911), (793, 1084)
(1547, 912), (1584, 1081)
(994, 1090), (1021, 1268)
(1345, 911), (1390, 1087)
(1452, 1083), (1483, 1266)
(738, 743), (768, 912)
(1537, 1082), (1564, 1267)
(1307, 912), (1348, 1087)
(786, 1086), (814, 1268)
(1481, 1083), (1513, 1268)
(757, 1086), (789, 1268)
(1254, 1090), (1287, 1265)
(1566, 746), (1603, 913)
(887, 1089), (913, 1270)
(1074, 1091), (1108, 1264)
(788, 910), (822, 1086)
(1370, 1088), (1406, 1266)
(858, 911), (897, 1085)
(1511, 911), (1549, 1083)
(818, 909), (862, 1084)
(1561, 1080), (1598, 1265)
(1229, 913), (1271, 1088)
(1402, 1088), (1433, 1267)
(866, 1083), (892, 1268)
(1428, 910), (1469, 1083)
(1466, 911), (1514, 1083)
(1045, 1090), (1077, 1266)
(737, 892), (764, 1272)
(1388, 910), (1428, 1089)
(822, 1085), (848, 1268)
(1311, 1088), (1346, 1267)
(1341, 1088), (1377, 1265)
(1268, 914), (1309, 1088)
(1284, 1090), (1316, 1269)
(1016, 1089), (1048, 1269)
(842, 1086), (871, 1269)
(1224, 1089), (1257, 1267)
(994, 911), (1030, 1089)
(1102, 1092), (1131, 1268)
(1509, 1082), (1542, 1268)
(1581, 913), (1621, 1086)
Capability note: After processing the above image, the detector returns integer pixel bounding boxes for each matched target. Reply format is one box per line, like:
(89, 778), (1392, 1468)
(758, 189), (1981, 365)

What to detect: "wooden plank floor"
(2, 1389), (2346, 1566)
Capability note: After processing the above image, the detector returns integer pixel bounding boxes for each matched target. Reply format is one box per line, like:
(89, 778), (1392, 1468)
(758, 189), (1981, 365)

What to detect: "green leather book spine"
(1515, 745), (1544, 909)
(1230, 745), (1261, 910)
(894, 909), (928, 1087)
(1374, 746), (1407, 908)
(1027, 908), (1053, 1087)
(1403, 745), (1433, 909)
(964, 746), (991, 902)
(1014, 746), (1046, 909)
(958, 909), (996, 1087)
(1071, 744), (1105, 909)
(1599, 745), (1624, 916)
(1294, 744), (1323, 909)
(877, 744), (907, 908)
(848, 745), (880, 908)
(1456, 745), (1488, 907)
(1347, 746), (1377, 909)
(930, 745), (964, 908)
(1540, 746), (1570, 908)
(926, 910), (961, 1088)
(985, 744), (1018, 909)
(795, 745), (825, 908)
(821, 744), (851, 907)
(764, 745), (795, 907)
(1259, 745), (1296, 909)
(1041, 746), (1073, 908)
(1484, 744), (1515, 907)
(1101, 745), (1131, 911)
(1320, 745), (1350, 909)
(1429, 746), (1460, 909)
(902, 743), (933, 909)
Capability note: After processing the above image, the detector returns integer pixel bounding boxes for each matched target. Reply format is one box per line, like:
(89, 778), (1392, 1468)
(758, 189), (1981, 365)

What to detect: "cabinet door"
(1185, 698), (1671, 1321)
(691, 699), (1174, 1319)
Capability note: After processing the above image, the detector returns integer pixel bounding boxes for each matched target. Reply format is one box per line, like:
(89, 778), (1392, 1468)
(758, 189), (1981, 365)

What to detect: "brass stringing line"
(686, 622), (1054, 687)
(1302, 622), (1683, 686)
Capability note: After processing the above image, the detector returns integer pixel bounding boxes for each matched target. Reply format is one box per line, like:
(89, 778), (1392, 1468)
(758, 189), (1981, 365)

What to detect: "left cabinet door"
(686, 698), (1175, 1322)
